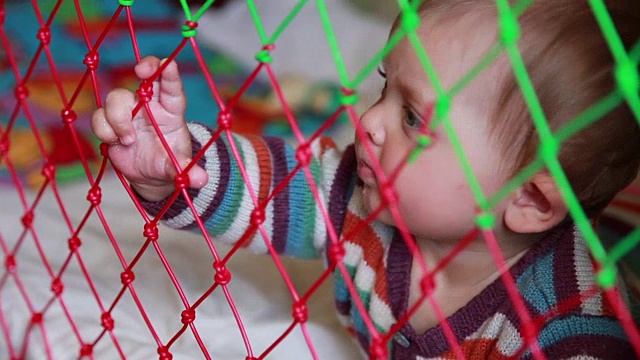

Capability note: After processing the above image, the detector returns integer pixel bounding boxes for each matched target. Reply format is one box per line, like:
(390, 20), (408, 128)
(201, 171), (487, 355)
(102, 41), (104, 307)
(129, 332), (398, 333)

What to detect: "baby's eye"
(377, 64), (386, 79)
(403, 108), (422, 129)
(377, 65), (388, 95)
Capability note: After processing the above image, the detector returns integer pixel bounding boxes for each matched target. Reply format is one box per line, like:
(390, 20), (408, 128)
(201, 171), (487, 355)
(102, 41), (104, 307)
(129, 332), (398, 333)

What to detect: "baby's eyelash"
(377, 65), (386, 79)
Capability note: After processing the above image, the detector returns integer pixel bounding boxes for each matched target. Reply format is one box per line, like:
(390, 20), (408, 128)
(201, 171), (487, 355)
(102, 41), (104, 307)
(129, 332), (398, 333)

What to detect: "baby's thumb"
(187, 165), (209, 190)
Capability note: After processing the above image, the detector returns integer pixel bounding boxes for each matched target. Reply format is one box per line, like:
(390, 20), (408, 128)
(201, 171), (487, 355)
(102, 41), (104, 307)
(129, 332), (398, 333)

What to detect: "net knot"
(31, 313), (43, 324)
(521, 322), (539, 347)
(143, 223), (159, 241)
(5, 255), (16, 274)
(328, 243), (345, 264)
(182, 21), (198, 38)
(51, 278), (64, 296)
(213, 261), (232, 285)
(37, 27), (51, 45)
(435, 95), (451, 121)
(14, 84), (29, 101)
(615, 59), (639, 100)
(250, 208), (265, 226)
(87, 186), (102, 206)
(120, 270), (135, 285)
(339, 87), (358, 105)
(370, 336), (387, 360)
(100, 143), (109, 157)
(101, 312), (115, 331)
(0, 136), (8, 156)
(21, 211), (34, 228)
(295, 142), (312, 167)
(409, 133), (434, 163)
(41, 162), (56, 181)
(80, 344), (93, 357)
(401, 9), (420, 33)
(61, 108), (77, 125)
(420, 274), (435, 297)
(136, 80), (154, 103)
(174, 172), (190, 190)
(157, 346), (173, 360)
(181, 309), (195, 325)
(499, 12), (521, 46)
(291, 301), (308, 323)
(475, 212), (495, 230)
(83, 51), (100, 71)
(255, 44), (275, 64)
(538, 138), (559, 162)
(380, 182), (398, 207)
(217, 111), (232, 130)
(68, 236), (82, 252)
(597, 265), (617, 289)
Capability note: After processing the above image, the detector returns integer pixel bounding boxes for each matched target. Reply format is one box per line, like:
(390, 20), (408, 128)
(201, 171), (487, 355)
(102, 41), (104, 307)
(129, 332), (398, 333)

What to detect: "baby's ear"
(503, 172), (568, 234)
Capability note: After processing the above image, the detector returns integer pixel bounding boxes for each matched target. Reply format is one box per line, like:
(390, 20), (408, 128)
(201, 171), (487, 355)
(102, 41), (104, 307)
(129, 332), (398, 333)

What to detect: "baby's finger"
(157, 58), (186, 117)
(104, 89), (137, 146)
(91, 108), (117, 144)
(134, 56), (162, 80)
(188, 165), (209, 190)
(134, 57), (186, 117)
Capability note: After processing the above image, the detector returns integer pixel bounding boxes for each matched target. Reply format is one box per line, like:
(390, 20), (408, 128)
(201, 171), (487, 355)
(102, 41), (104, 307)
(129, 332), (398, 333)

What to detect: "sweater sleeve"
(141, 122), (357, 259)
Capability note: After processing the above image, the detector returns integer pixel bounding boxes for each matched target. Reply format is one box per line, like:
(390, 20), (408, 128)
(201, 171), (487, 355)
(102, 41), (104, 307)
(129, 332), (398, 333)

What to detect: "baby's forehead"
(426, 10), (497, 48)
(384, 12), (500, 83)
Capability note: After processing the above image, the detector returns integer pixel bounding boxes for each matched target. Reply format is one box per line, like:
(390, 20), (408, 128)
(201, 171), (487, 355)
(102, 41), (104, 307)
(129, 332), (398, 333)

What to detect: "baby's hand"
(91, 56), (208, 201)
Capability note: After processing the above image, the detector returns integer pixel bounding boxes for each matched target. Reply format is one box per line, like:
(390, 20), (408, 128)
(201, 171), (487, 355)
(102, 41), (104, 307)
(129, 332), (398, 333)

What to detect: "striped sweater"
(143, 123), (636, 359)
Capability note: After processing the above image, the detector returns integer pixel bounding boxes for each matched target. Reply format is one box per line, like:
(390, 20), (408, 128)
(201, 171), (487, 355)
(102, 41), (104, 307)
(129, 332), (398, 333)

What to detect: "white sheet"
(0, 174), (361, 359)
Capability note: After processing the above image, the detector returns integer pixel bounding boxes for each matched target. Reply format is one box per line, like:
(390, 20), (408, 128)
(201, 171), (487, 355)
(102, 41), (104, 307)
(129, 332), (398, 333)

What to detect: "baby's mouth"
(357, 160), (376, 184)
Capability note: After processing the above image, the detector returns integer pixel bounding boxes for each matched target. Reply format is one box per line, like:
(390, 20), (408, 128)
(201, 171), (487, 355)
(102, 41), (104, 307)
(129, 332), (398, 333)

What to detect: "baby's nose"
(358, 109), (386, 146)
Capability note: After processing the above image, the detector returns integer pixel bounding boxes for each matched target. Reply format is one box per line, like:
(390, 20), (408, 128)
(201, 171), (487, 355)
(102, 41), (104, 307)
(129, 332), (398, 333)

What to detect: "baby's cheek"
(361, 185), (394, 225)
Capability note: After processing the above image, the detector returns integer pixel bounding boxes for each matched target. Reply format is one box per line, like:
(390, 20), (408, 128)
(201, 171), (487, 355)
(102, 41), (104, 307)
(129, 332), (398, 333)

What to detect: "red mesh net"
(0, 1), (639, 360)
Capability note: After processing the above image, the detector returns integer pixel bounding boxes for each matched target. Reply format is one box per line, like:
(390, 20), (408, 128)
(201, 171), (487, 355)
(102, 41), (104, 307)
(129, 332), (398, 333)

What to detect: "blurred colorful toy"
(223, 74), (348, 137)
(0, 126), (100, 189)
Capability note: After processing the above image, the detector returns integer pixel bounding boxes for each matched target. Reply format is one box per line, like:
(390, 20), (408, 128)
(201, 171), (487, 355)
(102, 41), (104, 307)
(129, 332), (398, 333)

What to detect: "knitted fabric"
(141, 123), (635, 359)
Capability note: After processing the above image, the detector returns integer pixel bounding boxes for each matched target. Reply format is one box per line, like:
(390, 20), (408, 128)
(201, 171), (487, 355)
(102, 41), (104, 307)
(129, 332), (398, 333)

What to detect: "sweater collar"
(386, 221), (575, 357)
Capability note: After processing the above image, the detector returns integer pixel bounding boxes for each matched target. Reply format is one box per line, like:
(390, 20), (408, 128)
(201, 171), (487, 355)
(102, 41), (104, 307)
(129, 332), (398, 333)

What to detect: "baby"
(91, 0), (640, 358)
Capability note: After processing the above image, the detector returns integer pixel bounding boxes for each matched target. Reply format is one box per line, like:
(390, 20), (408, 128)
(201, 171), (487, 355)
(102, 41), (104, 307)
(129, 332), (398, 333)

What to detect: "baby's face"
(354, 18), (509, 242)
